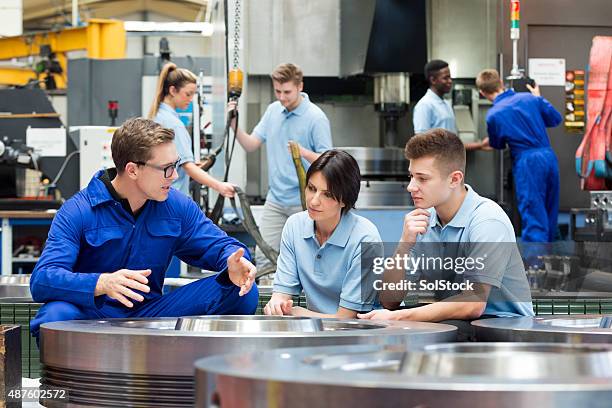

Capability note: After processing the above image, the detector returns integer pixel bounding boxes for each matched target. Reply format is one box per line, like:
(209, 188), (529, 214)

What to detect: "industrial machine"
(68, 127), (116, 189)
(195, 342), (612, 407)
(572, 191), (612, 242)
(38, 316), (456, 407)
(0, 88), (78, 204)
(473, 315), (612, 343)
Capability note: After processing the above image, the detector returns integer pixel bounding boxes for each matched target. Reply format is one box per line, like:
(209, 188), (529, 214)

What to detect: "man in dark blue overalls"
(30, 118), (258, 342)
(477, 69), (562, 243)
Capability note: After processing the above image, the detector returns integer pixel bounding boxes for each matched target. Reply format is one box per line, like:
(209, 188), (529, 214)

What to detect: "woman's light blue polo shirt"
(154, 103), (195, 195)
(273, 211), (383, 314)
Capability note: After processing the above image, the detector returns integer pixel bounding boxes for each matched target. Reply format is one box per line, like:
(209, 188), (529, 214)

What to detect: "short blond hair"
(271, 63), (303, 85)
(111, 118), (175, 174)
(476, 69), (503, 95)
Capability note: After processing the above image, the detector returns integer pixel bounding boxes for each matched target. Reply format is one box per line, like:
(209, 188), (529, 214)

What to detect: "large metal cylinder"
(473, 315), (612, 343)
(195, 342), (612, 407)
(39, 316), (456, 407)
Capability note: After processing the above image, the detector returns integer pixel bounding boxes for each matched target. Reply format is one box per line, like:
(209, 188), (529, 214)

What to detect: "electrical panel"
(69, 126), (116, 189)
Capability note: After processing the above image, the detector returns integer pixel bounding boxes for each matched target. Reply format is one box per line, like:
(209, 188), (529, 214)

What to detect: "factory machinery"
(37, 316), (456, 407)
(195, 342), (612, 407)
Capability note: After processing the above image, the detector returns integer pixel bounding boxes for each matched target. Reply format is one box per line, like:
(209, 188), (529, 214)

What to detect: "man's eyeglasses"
(135, 159), (180, 178)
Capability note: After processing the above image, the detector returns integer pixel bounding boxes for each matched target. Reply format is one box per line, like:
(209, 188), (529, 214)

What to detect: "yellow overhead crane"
(0, 19), (125, 89)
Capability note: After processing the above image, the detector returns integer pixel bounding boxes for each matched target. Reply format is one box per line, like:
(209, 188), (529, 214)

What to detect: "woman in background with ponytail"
(149, 63), (235, 198)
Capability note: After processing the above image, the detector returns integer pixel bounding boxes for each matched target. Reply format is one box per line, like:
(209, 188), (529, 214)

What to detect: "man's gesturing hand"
(227, 248), (256, 296)
(95, 269), (151, 308)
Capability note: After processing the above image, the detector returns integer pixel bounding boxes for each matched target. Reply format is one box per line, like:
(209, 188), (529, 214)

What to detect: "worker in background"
(29, 118), (258, 342)
(476, 69), (562, 243)
(227, 63), (333, 271)
(359, 129), (533, 340)
(263, 150), (382, 318)
(413, 59), (456, 134)
(414, 59), (485, 151)
(149, 63), (235, 198)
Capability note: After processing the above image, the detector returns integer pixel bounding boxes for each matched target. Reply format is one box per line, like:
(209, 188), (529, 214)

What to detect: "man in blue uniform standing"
(30, 118), (258, 341)
(477, 69), (562, 243)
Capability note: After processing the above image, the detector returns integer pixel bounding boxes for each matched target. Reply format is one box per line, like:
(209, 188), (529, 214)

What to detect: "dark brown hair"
(306, 150), (361, 215)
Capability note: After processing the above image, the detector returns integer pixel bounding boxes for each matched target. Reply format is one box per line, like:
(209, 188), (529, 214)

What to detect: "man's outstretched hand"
(227, 248), (257, 296)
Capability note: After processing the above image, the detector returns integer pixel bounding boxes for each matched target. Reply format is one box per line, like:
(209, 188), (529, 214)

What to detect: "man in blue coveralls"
(477, 69), (562, 243)
(30, 118), (258, 341)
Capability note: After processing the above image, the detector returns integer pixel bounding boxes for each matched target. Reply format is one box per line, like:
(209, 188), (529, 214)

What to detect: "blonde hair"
(111, 118), (175, 174)
(271, 63), (303, 85)
(476, 69), (503, 95)
(148, 62), (197, 119)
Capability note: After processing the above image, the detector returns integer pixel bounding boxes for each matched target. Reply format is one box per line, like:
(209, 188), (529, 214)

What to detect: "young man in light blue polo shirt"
(359, 128), (533, 325)
(227, 63), (332, 270)
(413, 60), (456, 134)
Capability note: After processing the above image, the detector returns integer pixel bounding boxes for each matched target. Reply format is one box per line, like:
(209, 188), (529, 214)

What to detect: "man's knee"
(230, 284), (259, 315)
(31, 301), (86, 339)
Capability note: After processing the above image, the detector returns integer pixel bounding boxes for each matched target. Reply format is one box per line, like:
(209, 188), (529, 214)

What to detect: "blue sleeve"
(173, 124), (195, 166)
(538, 97), (562, 128)
(173, 198), (250, 285)
(486, 114), (506, 149)
(252, 105), (271, 142)
(309, 114), (333, 153)
(413, 102), (432, 134)
(30, 200), (102, 309)
(339, 231), (383, 312)
(273, 218), (303, 296)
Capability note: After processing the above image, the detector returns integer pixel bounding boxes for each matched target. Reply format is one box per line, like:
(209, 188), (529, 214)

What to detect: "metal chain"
(232, 0), (241, 69)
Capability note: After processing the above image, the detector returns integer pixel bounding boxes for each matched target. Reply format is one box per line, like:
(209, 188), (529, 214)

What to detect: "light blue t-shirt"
(413, 89), (457, 134)
(412, 185), (534, 317)
(154, 103), (195, 196)
(273, 211), (383, 314)
(253, 93), (332, 207)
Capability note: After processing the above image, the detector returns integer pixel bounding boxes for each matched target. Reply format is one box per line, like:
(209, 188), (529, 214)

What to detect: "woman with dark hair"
(263, 150), (382, 318)
(149, 62), (234, 198)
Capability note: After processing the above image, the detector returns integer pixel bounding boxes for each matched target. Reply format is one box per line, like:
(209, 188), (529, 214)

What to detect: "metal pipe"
(72, 0), (78, 27)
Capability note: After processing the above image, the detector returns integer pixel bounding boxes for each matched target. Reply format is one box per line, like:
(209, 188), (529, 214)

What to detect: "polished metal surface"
(473, 315), (612, 343)
(175, 315), (325, 332)
(40, 316), (455, 407)
(374, 73), (410, 105)
(195, 342), (612, 407)
(591, 191), (612, 210)
(0, 274), (31, 299)
(337, 147), (407, 178)
(355, 180), (412, 208)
